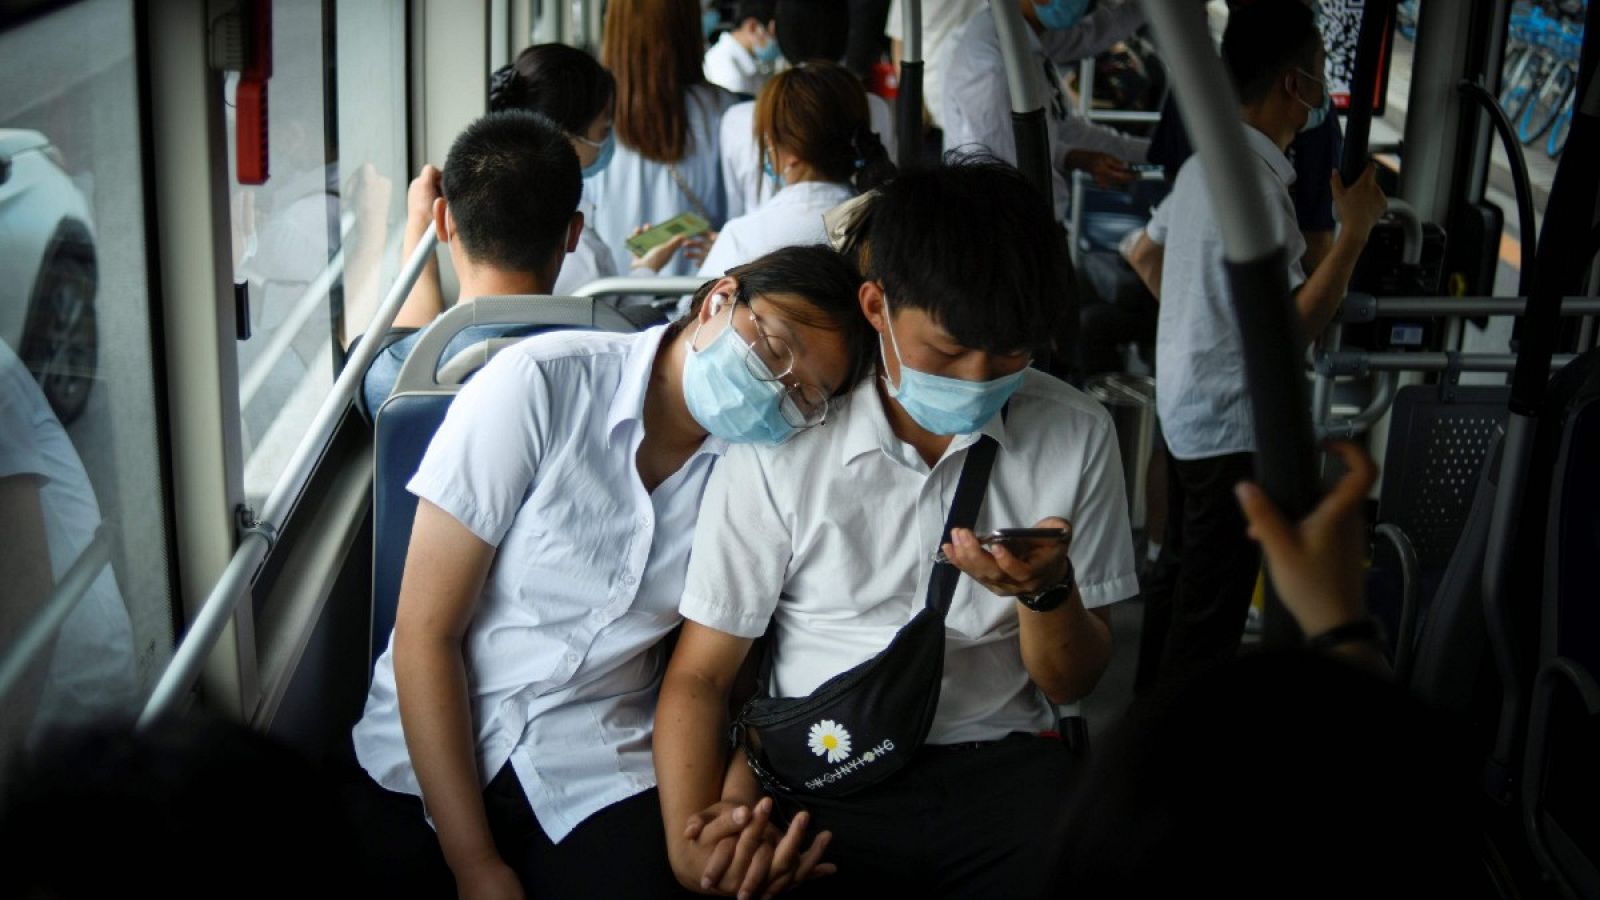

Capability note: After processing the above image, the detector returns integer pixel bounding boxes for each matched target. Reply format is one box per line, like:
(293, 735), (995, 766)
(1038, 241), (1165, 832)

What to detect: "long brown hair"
(753, 61), (894, 192)
(602, 0), (706, 163)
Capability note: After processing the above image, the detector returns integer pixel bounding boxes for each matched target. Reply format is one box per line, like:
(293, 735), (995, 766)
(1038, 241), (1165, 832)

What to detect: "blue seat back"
(369, 296), (640, 673)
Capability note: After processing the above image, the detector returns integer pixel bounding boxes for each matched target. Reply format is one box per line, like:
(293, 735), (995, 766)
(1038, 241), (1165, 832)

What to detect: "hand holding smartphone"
(977, 527), (1072, 552)
(625, 212), (711, 257)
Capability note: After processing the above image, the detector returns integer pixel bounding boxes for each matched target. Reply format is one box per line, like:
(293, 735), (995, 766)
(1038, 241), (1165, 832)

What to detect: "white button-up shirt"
(886, 0), (986, 129)
(942, 7), (1150, 219)
(680, 373), (1139, 745)
(719, 94), (897, 221)
(704, 31), (771, 97)
(353, 326), (726, 842)
(586, 84), (738, 276)
(698, 180), (854, 277)
(1148, 124), (1306, 461)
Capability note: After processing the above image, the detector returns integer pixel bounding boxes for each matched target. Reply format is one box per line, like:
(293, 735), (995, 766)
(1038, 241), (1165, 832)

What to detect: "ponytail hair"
(489, 44), (615, 136)
(754, 61), (895, 192)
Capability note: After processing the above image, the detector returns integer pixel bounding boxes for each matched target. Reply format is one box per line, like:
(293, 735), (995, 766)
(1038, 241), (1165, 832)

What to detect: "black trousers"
(777, 733), (1075, 898)
(1136, 450), (1262, 693)
(343, 765), (687, 897)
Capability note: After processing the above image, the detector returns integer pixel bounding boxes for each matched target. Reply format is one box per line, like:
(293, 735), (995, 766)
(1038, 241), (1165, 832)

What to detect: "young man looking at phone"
(653, 157), (1139, 895)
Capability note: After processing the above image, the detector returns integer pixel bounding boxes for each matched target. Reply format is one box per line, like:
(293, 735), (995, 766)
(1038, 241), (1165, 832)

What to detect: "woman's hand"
(941, 517), (1073, 599)
(628, 222), (690, 272)
(1234, 440), (1377, 639)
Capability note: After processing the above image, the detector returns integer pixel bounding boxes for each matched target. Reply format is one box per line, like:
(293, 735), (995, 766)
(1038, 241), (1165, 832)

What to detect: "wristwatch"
(1017, 562), (1076, 612)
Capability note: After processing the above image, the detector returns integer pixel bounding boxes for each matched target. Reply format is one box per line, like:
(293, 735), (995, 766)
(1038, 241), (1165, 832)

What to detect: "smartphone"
(977, 527), (1071, 548)
(624, 212), (711, 256)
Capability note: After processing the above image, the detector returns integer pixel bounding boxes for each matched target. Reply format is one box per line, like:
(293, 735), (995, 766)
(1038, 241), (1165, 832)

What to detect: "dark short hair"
(489, 43), (615, 135)
(1222, 0), (1323, 105)
(775, 0), (849, 64)
(849, 154), (1068, 354)
(677, 244), (874, 393)
(441, 110), (581, 274)
(735, 0), (775, 25)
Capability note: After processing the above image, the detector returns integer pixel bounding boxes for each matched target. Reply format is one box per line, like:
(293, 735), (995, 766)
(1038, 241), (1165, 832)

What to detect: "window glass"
(226, 0), (407, 507)
(0, 0), (172, 781)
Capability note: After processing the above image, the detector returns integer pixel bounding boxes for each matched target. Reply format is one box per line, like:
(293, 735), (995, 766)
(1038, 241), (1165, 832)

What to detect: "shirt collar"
(839, 373), (1013, 468)
(1243, 124), (1297, 187)
(603, 325), (729, 458)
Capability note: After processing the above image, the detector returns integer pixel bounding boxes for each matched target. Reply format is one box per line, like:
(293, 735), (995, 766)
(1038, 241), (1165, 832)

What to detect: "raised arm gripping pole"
(1139, 0), (1321, 646)
(138, 228), (440, 729)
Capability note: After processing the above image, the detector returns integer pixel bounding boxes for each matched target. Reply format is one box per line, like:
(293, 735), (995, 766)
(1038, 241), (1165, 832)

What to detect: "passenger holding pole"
(1125, 0), (1387, 695)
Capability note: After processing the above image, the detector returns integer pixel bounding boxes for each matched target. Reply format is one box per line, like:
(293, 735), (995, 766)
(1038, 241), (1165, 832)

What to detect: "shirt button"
(622, 573), (638, 586)
(566, 652), (580, 664)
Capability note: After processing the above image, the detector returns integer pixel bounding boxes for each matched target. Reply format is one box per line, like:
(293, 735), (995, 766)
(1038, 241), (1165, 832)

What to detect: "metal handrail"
(138, 228), (440, 729)
(1337, 294), (1600, 321)
(1317, 350), (1578, 375)
(0, 525), (114, 705)
(570, 275), (708, 298)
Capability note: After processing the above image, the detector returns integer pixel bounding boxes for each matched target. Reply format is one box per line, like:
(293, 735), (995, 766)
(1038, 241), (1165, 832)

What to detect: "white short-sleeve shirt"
(942, 7), (1150, 219)
(886, 0), (986, 129)
(697, 180), (853, 277)
(679, 373), (1139, 745)
(719, 94), (897, 221)
(0, 341), (137, 749)
(353, 327), (726, 842)
(1147, 124), (1307, 461)
(585, 84), (739, 276)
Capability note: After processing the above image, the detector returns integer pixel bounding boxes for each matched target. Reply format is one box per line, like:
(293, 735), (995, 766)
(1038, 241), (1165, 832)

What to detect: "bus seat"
(369, 296), (640, 675)
(1074, 178), (1169, 257)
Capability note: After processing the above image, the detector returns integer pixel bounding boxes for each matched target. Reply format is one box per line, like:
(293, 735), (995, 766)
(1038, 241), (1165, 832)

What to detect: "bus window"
(0, 0), (171, 781)
(225, 0), (407, 506)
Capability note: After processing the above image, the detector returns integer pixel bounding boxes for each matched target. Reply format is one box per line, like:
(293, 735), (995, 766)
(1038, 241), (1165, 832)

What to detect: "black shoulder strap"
(925, 433), (999, 615)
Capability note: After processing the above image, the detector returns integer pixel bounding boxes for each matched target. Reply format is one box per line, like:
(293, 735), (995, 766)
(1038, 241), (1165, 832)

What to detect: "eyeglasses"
(717, 296), (831, 429)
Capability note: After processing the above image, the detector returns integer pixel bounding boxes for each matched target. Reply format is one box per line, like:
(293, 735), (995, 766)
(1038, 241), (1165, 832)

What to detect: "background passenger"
(719, 0), (899, 220)
(703, 0), (779, 97)
(1129, 0), (1387, 694)
(656, 157), (1139, 896)
(943, 0), (1152, 219)
(698, 61), (896, 279)
(587, 0), (738, 277)
(351, 236), (872, 897)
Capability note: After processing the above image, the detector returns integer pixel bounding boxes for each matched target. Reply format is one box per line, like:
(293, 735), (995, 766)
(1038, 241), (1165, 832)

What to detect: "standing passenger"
(703, 0), (780, 97)
(699, 61), (895, 279)
(1128, 1), (1386, 692)
(588, 0), (739, 277)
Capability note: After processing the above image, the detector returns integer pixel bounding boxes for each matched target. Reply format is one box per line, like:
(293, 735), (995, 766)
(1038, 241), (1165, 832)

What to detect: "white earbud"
(708, 292), (729, 315)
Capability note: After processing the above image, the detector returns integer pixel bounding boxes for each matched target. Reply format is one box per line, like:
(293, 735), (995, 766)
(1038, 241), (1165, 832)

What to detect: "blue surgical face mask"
(682, 298), (800, 444)
(575, 130), (615, 179)
(762, 154), (786, 189)
(755, 33), (783, 64)
(1035, 0), (1091, 31)
(1294, 68), (1332, 132)
(703, 8), (720, 39)
(879, 301), (1026, 435)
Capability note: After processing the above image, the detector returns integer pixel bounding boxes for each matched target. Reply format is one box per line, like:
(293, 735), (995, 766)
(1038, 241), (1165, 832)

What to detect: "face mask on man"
(1293, 67), (1332, 132)
(878, 296), (1026, 435)
(755, 31), (782, 64)
(1034, 0), (1092, 31)
(682, 295), (802, 444)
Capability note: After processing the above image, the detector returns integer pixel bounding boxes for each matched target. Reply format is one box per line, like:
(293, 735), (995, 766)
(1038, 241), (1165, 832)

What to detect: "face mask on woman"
(682, 295), (801, 444)
(879, 297), (1026, 435)
(1034, 0), (1092, 31)
(573, 130), (615, 179)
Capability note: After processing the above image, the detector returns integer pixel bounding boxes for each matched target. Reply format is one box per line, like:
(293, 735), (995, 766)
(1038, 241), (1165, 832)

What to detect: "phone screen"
(624, 212), (711, 256)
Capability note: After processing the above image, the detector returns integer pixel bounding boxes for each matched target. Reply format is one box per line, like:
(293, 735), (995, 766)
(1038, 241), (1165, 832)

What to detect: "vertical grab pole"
(1139, 1), (1322, 647)
(897, 0), (924, 170)
(990, 0), (1053, 201)
(1340, 0), (1397, 182)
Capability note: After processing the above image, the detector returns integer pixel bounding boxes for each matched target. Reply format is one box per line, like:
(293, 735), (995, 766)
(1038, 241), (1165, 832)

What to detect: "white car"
(0, 129), (97, 423)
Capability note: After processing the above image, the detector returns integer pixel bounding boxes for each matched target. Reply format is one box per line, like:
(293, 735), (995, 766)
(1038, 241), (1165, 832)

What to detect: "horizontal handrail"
(1085, 109), (1162, 124)
(1317, 350), (1578, 375)
(138, 228), (440, 730)
(1338, 294), (1600, 322)
(1317, 370), (1398, 440)
(0, 525), (114, 705)
(571, 275), (709, 298)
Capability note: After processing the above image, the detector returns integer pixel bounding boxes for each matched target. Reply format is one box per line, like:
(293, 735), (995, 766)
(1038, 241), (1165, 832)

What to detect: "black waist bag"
(735, 435), (997, 798)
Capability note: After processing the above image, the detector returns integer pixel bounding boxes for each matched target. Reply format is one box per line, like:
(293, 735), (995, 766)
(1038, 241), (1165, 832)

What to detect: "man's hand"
(407, 164), (444, 230)
(941, 517), (1074, 599)
(1234, 440), (1376, 639)
(1331, 164), (1386, 242)
(1064, 149), (1136, 188)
